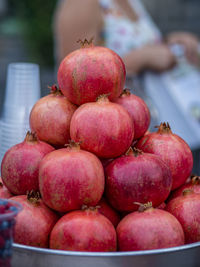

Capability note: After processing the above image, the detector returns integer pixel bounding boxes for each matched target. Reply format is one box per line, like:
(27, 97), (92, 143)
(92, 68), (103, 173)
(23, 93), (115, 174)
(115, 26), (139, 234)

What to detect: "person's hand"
(166, 32), (199, 65)
(142, 44), (176, 72)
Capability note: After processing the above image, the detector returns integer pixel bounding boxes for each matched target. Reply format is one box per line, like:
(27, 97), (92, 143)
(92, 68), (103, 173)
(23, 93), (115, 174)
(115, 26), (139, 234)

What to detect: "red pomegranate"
(117, 203), (185, 251)
(97, 198), (121, 227)
(70, 95), (134, 158)
(50, 208), (117, 252)
(166, 190), (200, 244)
(136, 122), (193, 190)
(11, 192), (59, 248)
(0, 177), (12, 199)
(169, 175), (200, 200)
(57, 39), (126, 106)
(157, 202), (166, 210)
(39, 142), (105, 213)
(1, 132), (54, 195)
(114, 89), (150, 139)
(105, 148), (172, 212)
(29, 85), (76, 147)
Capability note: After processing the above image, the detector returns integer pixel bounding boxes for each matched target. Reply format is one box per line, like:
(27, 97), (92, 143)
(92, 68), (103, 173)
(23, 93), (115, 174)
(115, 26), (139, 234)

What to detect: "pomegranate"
(166, 190), (200, 244)
(169, 175), (200, 200)
(29, 85), (76, 147)
(1, 132), (54, 195)
(136, 122), (193, 190)
(70, 95), (134, 158)
(0, 177), (12, 198)
(11, 192), (59, 248)
(117, 203), (185, 251)
(105, 148), (172, 212)
(97, 198), (121, 227)
(50, 208), (117, 251)
(157, 202), (166, 210)
(114, 89), (150, 139)
(57, 39), (126, 105)
(39, 142), (105, 213)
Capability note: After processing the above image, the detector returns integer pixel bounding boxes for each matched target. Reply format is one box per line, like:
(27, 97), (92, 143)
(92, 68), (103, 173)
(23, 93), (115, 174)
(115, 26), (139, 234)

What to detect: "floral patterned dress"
(99, 0), (162, 57)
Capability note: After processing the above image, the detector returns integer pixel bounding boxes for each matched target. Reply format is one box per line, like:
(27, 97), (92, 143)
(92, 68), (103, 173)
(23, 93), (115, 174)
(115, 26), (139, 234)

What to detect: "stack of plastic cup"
(0, 63), (41, 165)
(0, 199), (22, 267)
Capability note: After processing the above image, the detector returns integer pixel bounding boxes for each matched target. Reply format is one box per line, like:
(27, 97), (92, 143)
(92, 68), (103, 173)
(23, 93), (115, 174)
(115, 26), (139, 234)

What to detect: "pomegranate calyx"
(134, 201), (153, 212)
(77, 37), (94, 48)
(96, 94), (110, 102)
(25, 131), (38, 143)
(81, 205), (100, 212)
(48, 84), (63, 96)
(155, 122), (172, 134)
(0, 182), (3, 187)
(65, 140), (81, 150)
(191, 175), (200, 185)
(126, 147), (143, 157)
(182, 189), (194, 196)
(27, 190), (41, 205)
(120, 89), (131, 97)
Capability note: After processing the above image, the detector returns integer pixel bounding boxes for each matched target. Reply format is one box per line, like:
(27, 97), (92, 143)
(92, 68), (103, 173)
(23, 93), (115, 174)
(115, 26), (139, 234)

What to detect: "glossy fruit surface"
(11, 193), (59, 248)
(39, 143), (105, 212)
(30, 85), (76, 147)
(117, 206), (185, 251)
(70, 96), (134, 158)
(136, 122), (193, 190)
(1, 132), (54, 195)
(50, 209), (117, 251)
(105, 148), (172, 212)
(57, 40), (126, 105)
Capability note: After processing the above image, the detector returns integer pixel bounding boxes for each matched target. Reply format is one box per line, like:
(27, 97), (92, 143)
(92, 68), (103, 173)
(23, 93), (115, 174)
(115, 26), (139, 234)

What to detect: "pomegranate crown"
(65, 140), (81, 150)
(155, 122), (172, 134)
(48, 84), (63, 96)
(126, 147), (143, 157)
(191, 175), (200, 185)
(27, 190), (41, 205)
(25, 131), (38, 143)
(120, 88), (131, 97)
(77, 37), (94, 48)
(134, 201), (153, 212)
(82, 204), (101, 212)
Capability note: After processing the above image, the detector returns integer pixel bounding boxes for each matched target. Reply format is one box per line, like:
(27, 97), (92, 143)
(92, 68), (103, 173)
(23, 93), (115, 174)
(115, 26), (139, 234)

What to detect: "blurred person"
(53, 0), (199, 73)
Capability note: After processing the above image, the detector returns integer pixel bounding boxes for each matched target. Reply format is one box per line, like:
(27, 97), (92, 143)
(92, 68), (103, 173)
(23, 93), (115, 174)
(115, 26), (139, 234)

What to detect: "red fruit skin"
(97, 198), (121, 227)
(105, 152), (172, 212)
(166, 193), (200, 244)
(136, 131), (193, 190)
(30, 93), (76, 146)
(114, 92), (150, 140)
(0, 177), (12, 198)
(100, 158), (114, 169)
(157, 202), (166, 210)
(117, 208), (185, 251)
(1, 138), (54, 195)
(70, 98), (134, 158)
(10, 195), (59, 248)
(169, 177), (200, 201)
(57, 46), (126, 105)
(39, 147), (105, 213)
(50, 209), (117, 252)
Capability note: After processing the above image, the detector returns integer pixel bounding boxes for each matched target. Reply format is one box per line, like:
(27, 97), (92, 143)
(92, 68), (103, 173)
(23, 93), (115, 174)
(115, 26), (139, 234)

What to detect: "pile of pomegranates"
(0, 40), (199, 252)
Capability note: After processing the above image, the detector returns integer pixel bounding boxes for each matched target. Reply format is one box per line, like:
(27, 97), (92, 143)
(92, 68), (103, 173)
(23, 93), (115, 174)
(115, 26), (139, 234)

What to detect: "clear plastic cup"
(1, 63), (40, 123)
(0, 199), (22, 267)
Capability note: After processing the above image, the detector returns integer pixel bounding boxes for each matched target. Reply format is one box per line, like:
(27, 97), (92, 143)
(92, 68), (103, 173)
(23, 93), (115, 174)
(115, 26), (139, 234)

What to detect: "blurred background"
(0, 0), (200, 107)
